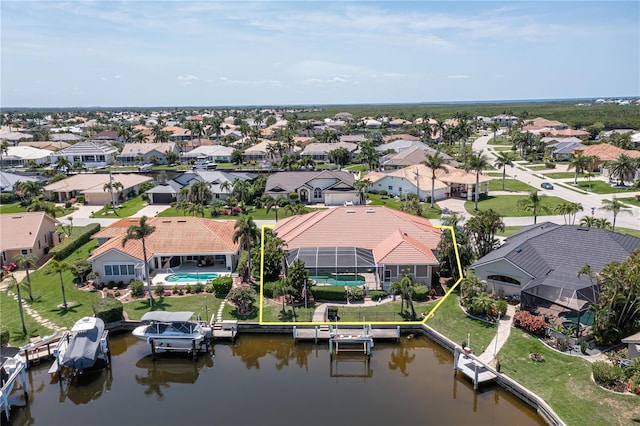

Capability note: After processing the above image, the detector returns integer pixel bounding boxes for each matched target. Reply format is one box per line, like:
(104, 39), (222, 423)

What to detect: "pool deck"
(152, 264), (233, 287)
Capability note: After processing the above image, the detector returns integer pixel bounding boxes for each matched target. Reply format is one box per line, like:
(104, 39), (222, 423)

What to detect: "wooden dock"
(453, 347), (496, 389)
(212, 320), (237, 341)
(18, 333), (62, 368)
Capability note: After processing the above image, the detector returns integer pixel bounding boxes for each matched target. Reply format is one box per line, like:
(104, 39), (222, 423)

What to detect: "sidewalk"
(478, 304), (516, 365)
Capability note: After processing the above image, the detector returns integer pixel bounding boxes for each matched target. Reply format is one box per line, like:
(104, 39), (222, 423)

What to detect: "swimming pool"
(310, 273), (365, 287)
(165, 273), (219, 283)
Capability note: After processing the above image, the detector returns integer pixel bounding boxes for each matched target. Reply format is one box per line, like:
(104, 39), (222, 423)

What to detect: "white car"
(344, 201), (354, 206)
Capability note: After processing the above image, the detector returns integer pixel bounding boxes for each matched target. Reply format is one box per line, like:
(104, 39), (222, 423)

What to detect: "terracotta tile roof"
(574, 143), (640, 161)
(92, 217), (145, 240)
(89, 217), (239, 261)
(383, 134), (421, 142)
(0, 212), (58, 251)
(374, 229), (438, 264)
(365, 164), (490, 187)
(274, 206), (441, 264)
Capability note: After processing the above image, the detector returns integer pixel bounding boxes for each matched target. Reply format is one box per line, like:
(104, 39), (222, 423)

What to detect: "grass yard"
(123, 293), (224, 321)
(495, 226), (524, 237)
(14, 239), (102, 330)
(259, 299), (316, 322)
(487, 137), (511, 146)
(543, 171), (586, 180)
(425, 294), (496, 355)
(0, 202), (27, 214)
(616, 227), (640, 238)
(526, 165), (551, 171)
(367, 193), (442, 219)
(91, 195), (147, 218)
(465, 195), (566, 217)
(499, 331), (640, 426)
(335, 299), (435, 323)
(488, 178), (535, 192)
(0, 291), (54, 346)
(619, 197), (640, 207)
(570, 180), (637, 194)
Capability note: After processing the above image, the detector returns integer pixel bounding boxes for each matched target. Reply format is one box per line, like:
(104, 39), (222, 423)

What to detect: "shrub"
(512, 310), (547, 336)
(171, 284), (180, 294)
(211, 276), (233, 295)
(129, 280), (145, 298)
(496, 299), (508, 317)
(0, 326), (9, 347)
(228, 286), (257, 314)
(49, 223), (100, 260)
(592, 361), (625, 387)
(378, 190), (388, 196)
(347, 286), (364, 302)
(369, 290), (387, 301)
(194, 282), (204, 294)
(184, 283), (193, 294)
(154, 284), (165, 296)
(263, 281), (276, 298)
(204, 283), (215, 293)
(92, 298), (123, 323)
(311, 286), (346, 301)
(411, 285), (430, 301)
(0, 193), (15, 204)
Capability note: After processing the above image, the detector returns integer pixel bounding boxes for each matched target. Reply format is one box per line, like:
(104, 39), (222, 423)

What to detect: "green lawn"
(492, 146), (517, 152)
(123, 293), (224, 321)
(619, 197), (640, 207)
(259, 299), (316, 322)
(570, 180), (637, 194)
(465, 195), (566, 217)
(495, 226), (524, 237)
(344, 164), (369, 173)
(367, 193), (442, 219)
(334, 299), (434, 323)
(157, 207), (298, 221)
(487, 137), (511, 146)
(543, 171), (586, 180)
(91, 195), (147, 218)
(526, 165), (551, 171)
(0, 291), (54, 346)
(426, 294), (496, 355)
(616, 227), (640, 238)
(488, 179), (535, 192)
(0, 202), (27, 214)
(499, 331), (640, 426)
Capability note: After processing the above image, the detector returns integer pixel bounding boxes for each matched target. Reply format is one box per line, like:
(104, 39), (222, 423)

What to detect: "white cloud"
(382, 72), (405, 78)
(219, 76), (282, 87)
(177, 75), (199, 81)
(448, 75), (470, 79)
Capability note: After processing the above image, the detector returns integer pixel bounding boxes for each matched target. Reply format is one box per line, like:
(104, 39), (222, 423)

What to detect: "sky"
(1, 1), (639, 108)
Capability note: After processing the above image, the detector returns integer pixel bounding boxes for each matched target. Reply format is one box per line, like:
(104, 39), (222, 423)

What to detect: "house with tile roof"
(365, 164), (491, 202)
(0, 212), (60, 268)
(43, 173), (153, 204)
(88, 217), (240, 285)
(471, 223), (640, 321)
(19, 140), (73, 151)
(300, 142), (358, 162)
(380, 146), (456, 169)
(118, 142), (177, 165)
(274, 206), (442, 288)
(264, 170), (359, 206)
(51, 141), (119, 168)
(573, 143), (640, 180)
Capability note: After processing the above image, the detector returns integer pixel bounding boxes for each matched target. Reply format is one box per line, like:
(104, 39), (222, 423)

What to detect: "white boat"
(57, 317), (109, 375)
(132, 311), (212, 353)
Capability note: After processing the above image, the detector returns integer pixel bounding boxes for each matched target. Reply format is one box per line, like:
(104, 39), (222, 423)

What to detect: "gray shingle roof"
(265, 170), (355, 194)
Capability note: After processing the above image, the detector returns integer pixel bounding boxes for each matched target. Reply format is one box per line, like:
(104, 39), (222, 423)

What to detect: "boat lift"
(1, 349), (29, 422)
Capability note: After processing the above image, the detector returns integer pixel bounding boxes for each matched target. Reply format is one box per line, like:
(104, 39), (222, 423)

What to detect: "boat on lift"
(132, 311), (212, 354)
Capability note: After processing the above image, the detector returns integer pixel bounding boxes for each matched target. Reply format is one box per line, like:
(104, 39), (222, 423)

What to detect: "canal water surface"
(7, 333), (545, 425)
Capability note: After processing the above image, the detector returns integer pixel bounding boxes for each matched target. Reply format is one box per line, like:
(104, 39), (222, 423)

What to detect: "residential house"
(43, 173), (153, 204)
(340, 135), (367, 144)
(51, 141), (119, 168)
(380, 146), (457, 169)
(0, 212), (60, 268)
(88, 217), (240, 284)
(525, 117), (567, 129)
(274, 206), (442, 288)
(243, 139), (280, 163)
(540, 137), (584, 161)
(375, 140), (432, 154)
(365, 163), (491, 202)
(180, 145), (234, 164)
(1, 146), (52, 167)
(471, 223), (640, 321)
(264, 170), (359, 206)
(18, 141), (72, 152)
(93, 130), (121, 142)
(118, 142), (177, 165)
(50, 134), (83, 143)
(383, 134), (421, 143)
(0, 171), (43, 193)
(300, 142), (358, 162)
(491, 114), (518, 126)
(573, 143), (640, 179)
(145, 170), (256, 204)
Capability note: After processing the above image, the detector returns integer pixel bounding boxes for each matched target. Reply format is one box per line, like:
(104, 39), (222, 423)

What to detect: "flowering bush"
(2, 262), (17, 274)
(512, 310), (547, 336)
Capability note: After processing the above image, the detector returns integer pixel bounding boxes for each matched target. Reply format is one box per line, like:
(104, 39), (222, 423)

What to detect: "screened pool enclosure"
(285, 247), (377, 284)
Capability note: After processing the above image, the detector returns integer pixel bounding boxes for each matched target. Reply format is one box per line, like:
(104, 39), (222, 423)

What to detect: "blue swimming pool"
(165, 273), (219, 283)
(310, 273), (365, 287)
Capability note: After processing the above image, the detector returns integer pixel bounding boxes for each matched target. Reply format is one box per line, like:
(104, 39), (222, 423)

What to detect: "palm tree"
(49, 259), (70, 309)
(122, 216), (156, 307)
(2, 264), (27, 334)
(468, 153), (490, 211)
(607, 153), (637, 186)
(390, 274), (416, 319)
(14, 180), (42, 204)
(233, 215), (259, 283)
(601, 197), (631, 232)
(55, 157), (72, 174)
(489, 121), (500, 143)
(455, 118), (473, 151)
(13, 254), (38, 302)
(493, 151), (516, 190)
(554, 202), (583, 225)
(516, 190), (549, 224)
(568, 151), (596, 185)
(261, 194), (280, 222)
(187, 181), (213, 216)
(358, 140), (380, 171)
(27, 200), (62, 217)
(272, 279), (292, 314)
(579, 215), (597, 227)
(421, 151), (448, 208)
(354, 178), (372, 205)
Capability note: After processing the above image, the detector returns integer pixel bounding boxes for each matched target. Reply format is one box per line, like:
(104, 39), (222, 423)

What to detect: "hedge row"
(92, 298), (123, 323)
(50, 223), (100, 260)
(312, 286), (346, 301)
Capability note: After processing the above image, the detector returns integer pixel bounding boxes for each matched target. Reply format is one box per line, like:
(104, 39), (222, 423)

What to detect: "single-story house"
(540, 137), (584, 161)
(144, 180), (183, 205)
(18, 140), (72, 152)
(375, 140), (432, 155)
(573, 143), (640, 180)
(43, 173), (153, 204)
(51, 141), (119, 168)
(88, 217), (240, 284)
(471, 223), (640, 326)
(50, 134), (83, 143)
(380, 146), (457, 169)
(0, 130), (34, 143)
(243, 139), (280, 162)
(274, 206), (442, 289)
(0, 212), (60, 268)
(146, 170), (256, 204)
(525, 117), (567, 129)
(365, 164), (491, 202)
(180, 145), (234, 163)
(300, 142), (358, 162)
(1, 146), (52, 167)
(264, 170), (360, 206)
(118, 142), (177, 165)
(0, 171), (43, 193)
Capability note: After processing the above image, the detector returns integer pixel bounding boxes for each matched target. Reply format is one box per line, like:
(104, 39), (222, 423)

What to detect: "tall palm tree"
(2, 264), (27, 334)
(468, 153), (490, 211)
(455, 118), (473, 151)
(554, 202), (583, 225)
(13, 254), (38, 302)
(358, 140), (380, 171)
(390, 275), (416, 319)
(493, 151), (516, 190)
(187, 181), (213, 216)
(600, 197), (631, 232)
(568, 151), (596, 185)
(354, 178), (372, 205)
(516, 190), (549, 224)
(607, 153), (637, 186)
(0, 139), (10, 168)
(122, 216), (156, 307)
(579, 215), (597, 228)
(421, 151), (449, 208)
(49, 259), (70, 309)
(261, 194), (280, 221)
(233, 215), (259, 282)
(489, 121), (500, 144)
(14, 180), (42, 204)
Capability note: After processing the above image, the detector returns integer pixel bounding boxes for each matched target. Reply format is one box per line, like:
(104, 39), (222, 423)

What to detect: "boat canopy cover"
(61, 317), (105, 370)
(140, 311), (195, 323)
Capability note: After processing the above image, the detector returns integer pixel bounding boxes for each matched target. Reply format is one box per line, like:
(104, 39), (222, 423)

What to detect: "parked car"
(540, 182), (554, 190)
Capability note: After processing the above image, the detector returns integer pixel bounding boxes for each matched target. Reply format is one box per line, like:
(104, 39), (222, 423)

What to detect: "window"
(21, 249), (28, 255)
(105, 264), (135, 276)
(487, 275), (521, 285)
(388, 186), (393, 190)
(314, 188), (322, 198)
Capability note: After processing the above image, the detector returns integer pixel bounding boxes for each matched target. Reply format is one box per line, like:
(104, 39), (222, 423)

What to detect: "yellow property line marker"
(258, 224), (463, 326)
